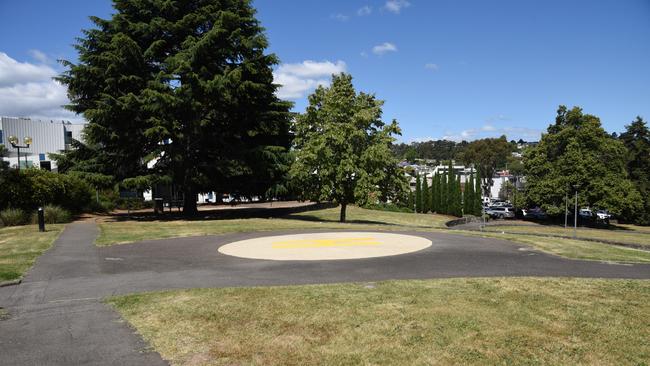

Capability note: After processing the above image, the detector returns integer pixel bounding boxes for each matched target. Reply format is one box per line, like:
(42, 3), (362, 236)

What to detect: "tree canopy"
(459, 136), (512, 194)
(619, 117), (650, 224)
(290, 73), (407, 222)
(524, 106), (641, 217)
(57, 0), (292, 215)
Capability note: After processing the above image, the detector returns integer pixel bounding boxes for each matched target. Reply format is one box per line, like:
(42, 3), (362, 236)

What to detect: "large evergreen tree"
(619, 117), (650, 224)
(58, 0), (292, 215)
(290, 73), (406, 222)
(524, 106), (641, 217)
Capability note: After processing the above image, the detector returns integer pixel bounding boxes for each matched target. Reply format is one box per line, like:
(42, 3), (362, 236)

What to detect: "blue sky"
(1, 0), (649, 142)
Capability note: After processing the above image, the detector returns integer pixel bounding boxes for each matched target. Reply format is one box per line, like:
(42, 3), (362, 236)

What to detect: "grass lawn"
(0, 224), (64, 282)
(458, 230), (650, 263)
(483, 223), (650, 247)
(95, 206), (451, 246)
(108, 278), (650, 366)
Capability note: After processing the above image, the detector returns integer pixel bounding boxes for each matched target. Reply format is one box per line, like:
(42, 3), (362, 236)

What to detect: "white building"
(407, 162), (476, 190)
(0, 117), (86, 170)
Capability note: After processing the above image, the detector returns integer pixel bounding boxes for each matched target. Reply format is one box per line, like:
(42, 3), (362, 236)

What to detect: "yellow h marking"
(272, 237), (380, 249)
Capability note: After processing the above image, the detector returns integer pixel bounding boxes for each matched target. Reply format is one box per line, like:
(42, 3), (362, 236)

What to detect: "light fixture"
(23, 136), (32, 146)
(8, 135), (18, 145)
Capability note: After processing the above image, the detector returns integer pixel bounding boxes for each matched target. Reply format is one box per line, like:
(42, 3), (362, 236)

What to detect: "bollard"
(37, 207), (45, 232)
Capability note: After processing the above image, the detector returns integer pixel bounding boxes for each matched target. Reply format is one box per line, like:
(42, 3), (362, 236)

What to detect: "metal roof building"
(0, 117), (86, 170)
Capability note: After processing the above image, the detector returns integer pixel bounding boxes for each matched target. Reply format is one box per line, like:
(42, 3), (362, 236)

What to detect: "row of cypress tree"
(411, 162), (483, 217)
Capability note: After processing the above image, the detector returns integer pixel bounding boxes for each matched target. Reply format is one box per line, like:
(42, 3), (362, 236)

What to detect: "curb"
(0, 279), (21, 287)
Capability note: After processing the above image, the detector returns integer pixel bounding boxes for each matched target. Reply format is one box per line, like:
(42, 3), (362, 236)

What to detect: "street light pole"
(564, 191), (569, 229)
(8, 135), (32, 171)
(574, 190), (578, 239)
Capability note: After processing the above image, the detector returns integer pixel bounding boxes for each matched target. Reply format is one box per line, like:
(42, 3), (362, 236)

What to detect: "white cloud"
(273, 60), (347, 100)
(372, 42), (397, 55)
(28, 49), (51, 64)
(0, 52), (57, 87)
(384, 0), (410, 14)
(424, 63), (439, 71)
(331, 13), (349, 22)
(0, 52), (79, 121)
(357, 6), (372, 16)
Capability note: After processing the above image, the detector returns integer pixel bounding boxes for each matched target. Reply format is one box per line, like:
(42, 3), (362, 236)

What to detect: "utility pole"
(564, 191), (569, 229)
(573, 190), (578, 239)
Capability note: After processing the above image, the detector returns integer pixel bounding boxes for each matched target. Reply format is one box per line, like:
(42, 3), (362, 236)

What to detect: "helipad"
(218, 232), (432, 260)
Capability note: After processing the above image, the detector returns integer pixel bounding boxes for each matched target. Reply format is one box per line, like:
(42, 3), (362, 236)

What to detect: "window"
(0, 130), (3, 142)
(64, 130), (73, 145)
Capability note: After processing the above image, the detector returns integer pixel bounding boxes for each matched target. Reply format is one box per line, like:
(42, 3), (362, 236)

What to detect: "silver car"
(486, 206), (515, 219)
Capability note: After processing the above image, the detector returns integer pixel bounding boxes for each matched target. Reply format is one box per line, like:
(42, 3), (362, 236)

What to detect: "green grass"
(484, 224), (650, 247)
(0, 224), (64, 282)
(108, 278), (650, 366)
(95, 206), (451, 246)
(457, 230), (650, 263)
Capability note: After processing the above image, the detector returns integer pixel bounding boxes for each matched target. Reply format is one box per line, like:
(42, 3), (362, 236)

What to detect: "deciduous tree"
(290, 73), (406, 222)
(619, 117), (650, 224)
(524, 106), (641, 217)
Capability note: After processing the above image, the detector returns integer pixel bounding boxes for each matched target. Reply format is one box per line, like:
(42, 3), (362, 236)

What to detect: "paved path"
(1, 222), (649, 365)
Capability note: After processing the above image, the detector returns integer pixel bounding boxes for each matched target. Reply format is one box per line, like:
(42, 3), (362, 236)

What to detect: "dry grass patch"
(108, 278), (650, 366)
(0, 224), (64, 282)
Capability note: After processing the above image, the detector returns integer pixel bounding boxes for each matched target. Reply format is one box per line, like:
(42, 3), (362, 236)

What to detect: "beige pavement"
(218, 232), (433, 260)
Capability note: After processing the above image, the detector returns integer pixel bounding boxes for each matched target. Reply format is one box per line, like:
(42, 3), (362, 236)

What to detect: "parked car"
(595, 209), (611, 224)
(485, 206), (515, 219)
(522, 207), (547, 220)
(579, 208), (593, 220)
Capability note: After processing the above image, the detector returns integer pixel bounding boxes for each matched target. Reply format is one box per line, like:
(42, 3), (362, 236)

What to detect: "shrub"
(31, 205), (72, 224)
(0, 169), (93, 213)
(0, 208), (27, 226)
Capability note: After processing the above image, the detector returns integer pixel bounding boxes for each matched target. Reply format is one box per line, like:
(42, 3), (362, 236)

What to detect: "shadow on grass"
(283, 213), (399, 227)
(107, 202), (338, 222)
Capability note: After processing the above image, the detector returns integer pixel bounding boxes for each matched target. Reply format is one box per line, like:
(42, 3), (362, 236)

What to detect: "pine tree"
(455, 173), (463, 216)
(474, 168), (483, 216)
(464, 173), (474, 215)
(439, 171), (447, 214)
(57, 0), (292, 216)
(407, 190), (415, 212)
(415, 174), (422, 213)
(431, 172), (439, 213)
(422, 174), (430, 213)
(446, 161), (455, 215)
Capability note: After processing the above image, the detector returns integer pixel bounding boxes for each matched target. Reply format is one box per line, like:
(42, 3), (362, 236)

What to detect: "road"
(1, 222), (648, 365)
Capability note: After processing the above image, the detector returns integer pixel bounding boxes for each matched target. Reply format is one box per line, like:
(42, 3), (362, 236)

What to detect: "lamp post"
(573, 186), (578, 239)
(8, 135), (32, 171)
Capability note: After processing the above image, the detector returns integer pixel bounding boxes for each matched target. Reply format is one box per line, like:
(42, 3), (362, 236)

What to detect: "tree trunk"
(339, 202), (347, 222)
(183, 183), (198, 217)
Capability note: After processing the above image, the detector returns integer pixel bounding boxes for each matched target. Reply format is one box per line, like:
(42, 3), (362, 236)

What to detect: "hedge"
(0, 169), (93, 213)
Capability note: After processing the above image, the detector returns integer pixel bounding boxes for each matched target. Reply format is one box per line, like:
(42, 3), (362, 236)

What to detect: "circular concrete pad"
(218, 232), (432, 261)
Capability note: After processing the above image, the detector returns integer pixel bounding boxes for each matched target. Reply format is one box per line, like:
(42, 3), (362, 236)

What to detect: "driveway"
(1, 222), (649, 365)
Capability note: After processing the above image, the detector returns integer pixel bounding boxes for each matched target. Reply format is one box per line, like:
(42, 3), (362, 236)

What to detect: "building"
(0, 117), (86, 170)
(405, 162), (476, 190)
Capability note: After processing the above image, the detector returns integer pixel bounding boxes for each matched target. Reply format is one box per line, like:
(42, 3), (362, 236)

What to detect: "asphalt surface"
(1, 222), (649, 365)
